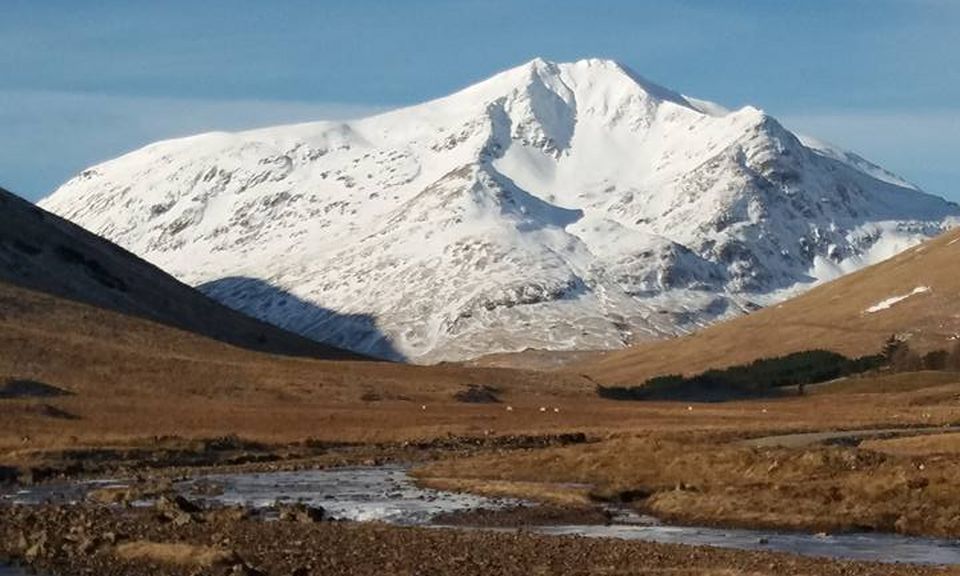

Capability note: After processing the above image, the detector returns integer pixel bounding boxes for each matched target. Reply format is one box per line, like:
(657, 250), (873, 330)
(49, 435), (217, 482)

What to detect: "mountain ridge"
(39, 58), (960, 362)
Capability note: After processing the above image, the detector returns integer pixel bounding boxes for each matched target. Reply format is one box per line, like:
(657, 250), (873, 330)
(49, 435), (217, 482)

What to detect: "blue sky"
(2, 0), (958, 201)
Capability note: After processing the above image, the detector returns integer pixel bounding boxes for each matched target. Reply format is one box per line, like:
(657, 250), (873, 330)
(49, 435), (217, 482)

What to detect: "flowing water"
(179, 465), (519, 524)
(536, 524), (960, 565)
(5, 465), (960, 565)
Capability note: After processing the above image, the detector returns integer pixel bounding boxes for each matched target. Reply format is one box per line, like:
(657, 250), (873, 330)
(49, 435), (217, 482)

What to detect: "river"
(4, 465), (960, 565)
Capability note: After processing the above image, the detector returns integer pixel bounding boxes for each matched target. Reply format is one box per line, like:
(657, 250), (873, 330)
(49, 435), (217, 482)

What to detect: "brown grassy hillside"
(578, 227), (960, 384)
(0, 279), (595, 449)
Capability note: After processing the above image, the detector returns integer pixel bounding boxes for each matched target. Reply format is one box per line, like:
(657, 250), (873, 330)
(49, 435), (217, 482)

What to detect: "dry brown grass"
(5, 322), (960, 462)
(863, 432), (960, 457)
(114, 541), (237, 567)
(419, 435), (960, 536)
(416, 387), (960, 538)
(419, 477), (593, 506)
(5, 231), (960, 455)
(1, 270), (939, 451)
(577, 228), (960, 384)
(809, 371), (960, 395)
(9, 269), (960, 538)
(0, 280), (602, 452)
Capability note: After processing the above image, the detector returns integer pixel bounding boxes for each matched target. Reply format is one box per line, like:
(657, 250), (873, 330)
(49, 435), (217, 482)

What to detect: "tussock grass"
(417, 427), (960, 537)
(417, 477), (592, 506)
(115, 541), (237, 567)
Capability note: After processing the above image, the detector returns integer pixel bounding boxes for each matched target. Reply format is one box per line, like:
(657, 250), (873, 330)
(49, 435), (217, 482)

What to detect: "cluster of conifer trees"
(598, 336), (960, 401)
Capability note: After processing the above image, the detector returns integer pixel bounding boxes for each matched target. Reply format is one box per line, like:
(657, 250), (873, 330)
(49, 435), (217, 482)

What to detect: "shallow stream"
(4, 465), (960, 565)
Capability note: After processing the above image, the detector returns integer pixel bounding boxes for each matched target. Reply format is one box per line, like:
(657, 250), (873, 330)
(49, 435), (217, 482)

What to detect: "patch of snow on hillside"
(864, 287), (931, 314)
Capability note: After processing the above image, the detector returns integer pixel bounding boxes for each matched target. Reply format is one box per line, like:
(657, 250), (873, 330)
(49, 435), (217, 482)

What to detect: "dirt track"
(742, 425), (960, 448)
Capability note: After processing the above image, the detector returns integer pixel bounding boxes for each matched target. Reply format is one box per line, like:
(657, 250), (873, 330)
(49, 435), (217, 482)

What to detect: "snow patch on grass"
(864, 287), (931, 314)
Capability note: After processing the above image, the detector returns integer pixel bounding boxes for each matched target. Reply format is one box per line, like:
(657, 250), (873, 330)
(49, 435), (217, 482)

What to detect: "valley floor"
(5, 280), (960, 573)
(4, 366), (960, 574)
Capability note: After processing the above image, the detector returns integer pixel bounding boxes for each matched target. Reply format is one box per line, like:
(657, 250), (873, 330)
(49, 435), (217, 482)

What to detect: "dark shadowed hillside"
(0, 186), (368, 360)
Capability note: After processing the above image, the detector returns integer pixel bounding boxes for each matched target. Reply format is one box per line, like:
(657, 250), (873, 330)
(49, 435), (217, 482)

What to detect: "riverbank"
(415, 425), (960, 538)
(8, 422), (960, 541)
(8, 462), (960, 569)
(3, 504), (960, 576)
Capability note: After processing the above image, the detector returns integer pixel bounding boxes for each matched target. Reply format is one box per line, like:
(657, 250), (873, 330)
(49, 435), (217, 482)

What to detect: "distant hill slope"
(578, 227), (960, 384)
(0, 277), (585, 443)
(0, 186), (366, 360)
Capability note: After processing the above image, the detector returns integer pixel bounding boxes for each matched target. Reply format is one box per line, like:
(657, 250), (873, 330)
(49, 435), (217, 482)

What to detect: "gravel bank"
(2, 505), (959, 576)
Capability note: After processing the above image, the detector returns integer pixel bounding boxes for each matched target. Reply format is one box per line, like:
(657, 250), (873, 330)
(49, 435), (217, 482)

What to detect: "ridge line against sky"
(1, 0), (958, 201)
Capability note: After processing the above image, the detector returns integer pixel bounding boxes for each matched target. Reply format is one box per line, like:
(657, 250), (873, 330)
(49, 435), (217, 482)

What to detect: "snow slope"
(40, 58), (960, 362)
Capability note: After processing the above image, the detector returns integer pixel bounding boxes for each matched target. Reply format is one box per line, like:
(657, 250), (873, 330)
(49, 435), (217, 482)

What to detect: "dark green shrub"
(597, 350), (886, 402)
(922, 350), (949, 371)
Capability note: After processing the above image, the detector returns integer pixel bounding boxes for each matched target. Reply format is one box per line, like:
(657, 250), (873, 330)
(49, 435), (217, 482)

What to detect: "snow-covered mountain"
(40, 58), (959, 363)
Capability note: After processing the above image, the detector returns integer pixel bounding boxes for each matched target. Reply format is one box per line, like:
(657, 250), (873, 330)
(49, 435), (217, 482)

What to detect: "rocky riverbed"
(4, 504), (960, 576)
(5, 465), (960, 574)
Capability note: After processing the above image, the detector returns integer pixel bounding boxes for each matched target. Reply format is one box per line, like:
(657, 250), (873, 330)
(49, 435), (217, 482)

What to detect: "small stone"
(276, 502), (325, 523)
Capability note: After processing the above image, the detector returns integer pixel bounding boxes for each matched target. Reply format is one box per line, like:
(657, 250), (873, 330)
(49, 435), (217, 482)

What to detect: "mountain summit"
(40, 58), (959, 362)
